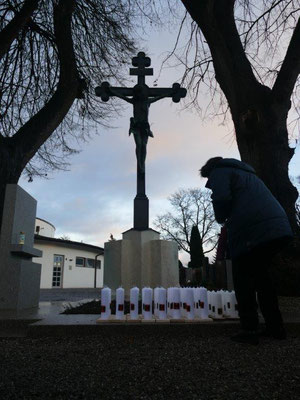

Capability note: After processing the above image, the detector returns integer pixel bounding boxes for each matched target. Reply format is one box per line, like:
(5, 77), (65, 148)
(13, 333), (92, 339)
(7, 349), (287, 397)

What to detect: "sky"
(19, 18), (300, 267)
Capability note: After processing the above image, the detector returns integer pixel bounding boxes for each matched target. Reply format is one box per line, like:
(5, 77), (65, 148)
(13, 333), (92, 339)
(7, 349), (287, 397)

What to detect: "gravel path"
(0, 326), (299, 400)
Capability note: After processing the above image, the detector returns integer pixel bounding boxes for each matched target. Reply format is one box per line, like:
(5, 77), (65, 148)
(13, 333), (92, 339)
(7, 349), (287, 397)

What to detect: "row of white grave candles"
(100, 287), (239, 320)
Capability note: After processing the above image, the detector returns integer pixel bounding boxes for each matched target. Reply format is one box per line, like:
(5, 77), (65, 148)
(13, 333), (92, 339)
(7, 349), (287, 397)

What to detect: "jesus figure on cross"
(109, 85), (165, 174)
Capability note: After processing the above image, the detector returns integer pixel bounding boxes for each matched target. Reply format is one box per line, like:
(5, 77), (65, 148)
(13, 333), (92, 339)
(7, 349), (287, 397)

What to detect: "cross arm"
(95, 82), (134, 103)
(148, 83), (187, 103)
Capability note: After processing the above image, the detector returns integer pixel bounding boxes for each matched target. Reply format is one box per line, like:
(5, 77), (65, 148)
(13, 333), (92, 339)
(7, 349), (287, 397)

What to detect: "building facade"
(33, 218), (104, 289)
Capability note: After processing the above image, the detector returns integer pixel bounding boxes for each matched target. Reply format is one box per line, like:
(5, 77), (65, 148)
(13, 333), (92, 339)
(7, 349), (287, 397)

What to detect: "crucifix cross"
(130, 52), (153, 85)
(95, 51), (187, 230)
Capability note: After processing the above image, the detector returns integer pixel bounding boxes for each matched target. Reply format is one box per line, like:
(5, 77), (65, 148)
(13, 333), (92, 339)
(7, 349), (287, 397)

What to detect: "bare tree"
(0, 0), (175, 228)
(0, 0), (139, 227)
(173, 0), (300, 232)
(59, 235), (71, 241)
(154, 188), (219, 256)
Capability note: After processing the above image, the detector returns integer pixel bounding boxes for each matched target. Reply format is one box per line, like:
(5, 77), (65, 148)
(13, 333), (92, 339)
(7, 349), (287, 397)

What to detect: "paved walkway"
(0, 290), (299, 338)
(39, 288), (101, 302)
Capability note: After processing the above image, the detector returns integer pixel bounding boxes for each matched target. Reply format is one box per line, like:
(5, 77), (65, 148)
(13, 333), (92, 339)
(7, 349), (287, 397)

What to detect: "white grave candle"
(207, 290), (212, 317)
(186, 287), (195, 319)
(167, 287), (172, 317)
(199, 287), (209, 319)
(142, 287), (153, 320)
(100, 287), (111, 319)
(194, 287), (201, 318)
(157, 287), (167, 319)
(215, 291), (223, 319)
(226, 290), (232, 317)
(180, 287), (187, 318)
(154, 287), (160, 317)
(226, 290), (234, 318)
(221, 290), (229, 317)
(220, 290), (228, 317)
(171, 287), (181, 319)
(232, 291), (239, 318)
(115, 287), (125, 320)
(130, 287), (139, 320)
(210, 291), (217, 318)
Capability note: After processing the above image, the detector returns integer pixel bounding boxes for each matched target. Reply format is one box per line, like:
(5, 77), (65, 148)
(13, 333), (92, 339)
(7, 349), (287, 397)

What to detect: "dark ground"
(0, 296), (298, 399)
(0, 324), (299, 400)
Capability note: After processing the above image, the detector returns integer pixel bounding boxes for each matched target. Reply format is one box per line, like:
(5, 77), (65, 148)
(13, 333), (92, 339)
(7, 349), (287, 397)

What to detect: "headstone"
(0, 184), (42, 310)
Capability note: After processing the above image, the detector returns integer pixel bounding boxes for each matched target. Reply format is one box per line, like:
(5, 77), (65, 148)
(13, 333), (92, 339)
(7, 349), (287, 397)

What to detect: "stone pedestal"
(104, 228), (179, 295)
(0, 184), (42, 310)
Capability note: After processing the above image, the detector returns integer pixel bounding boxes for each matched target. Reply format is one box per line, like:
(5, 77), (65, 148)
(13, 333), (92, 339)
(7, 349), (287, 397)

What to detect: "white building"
(33, 218), (104, 289)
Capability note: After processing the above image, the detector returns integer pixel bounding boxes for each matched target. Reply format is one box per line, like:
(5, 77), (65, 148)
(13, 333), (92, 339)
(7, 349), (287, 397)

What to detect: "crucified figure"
(110, 85), (165, 174)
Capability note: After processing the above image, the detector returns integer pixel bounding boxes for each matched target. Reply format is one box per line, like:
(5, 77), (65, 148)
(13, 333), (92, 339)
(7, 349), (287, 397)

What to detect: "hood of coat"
(214, 158), (256, 174)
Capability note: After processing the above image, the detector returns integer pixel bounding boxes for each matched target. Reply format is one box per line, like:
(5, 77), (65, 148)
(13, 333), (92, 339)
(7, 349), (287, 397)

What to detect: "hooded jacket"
(206, 158), (293, 259)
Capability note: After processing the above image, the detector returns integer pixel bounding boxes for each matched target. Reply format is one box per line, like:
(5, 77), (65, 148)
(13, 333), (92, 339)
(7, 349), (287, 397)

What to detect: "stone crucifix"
(95, 52), (187, 230)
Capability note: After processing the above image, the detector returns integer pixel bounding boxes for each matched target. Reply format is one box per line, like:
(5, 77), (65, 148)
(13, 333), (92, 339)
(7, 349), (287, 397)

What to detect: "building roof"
(36, 217), (56, 231)
(34, 235), (104, 254)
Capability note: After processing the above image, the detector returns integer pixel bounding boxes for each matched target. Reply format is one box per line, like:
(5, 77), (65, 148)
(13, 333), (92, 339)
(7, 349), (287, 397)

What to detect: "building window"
(86, 258), (101, 269)
(75, 257), (101, 269)
(36, 226), (40, 234)
(76, 257), (85, 268)
(86, 258), (94, 268)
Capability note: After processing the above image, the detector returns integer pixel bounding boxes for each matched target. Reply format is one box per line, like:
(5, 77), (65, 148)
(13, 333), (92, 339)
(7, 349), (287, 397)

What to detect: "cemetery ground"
(0, 296), (299, 399)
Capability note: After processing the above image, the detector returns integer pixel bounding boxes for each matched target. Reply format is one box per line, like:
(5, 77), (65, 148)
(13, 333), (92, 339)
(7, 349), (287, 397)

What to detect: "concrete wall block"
(0, 184), (41, 310)
(160, 240), (179, 287)
(18, 261), (41, 309)
(142, 240), (179, 288)
(121, 240), (141, 290)
(104, 230), (179, 293)
(103, 240), (122, 290)
(0, 184), (37, 248)
(142, 240), (158, 287)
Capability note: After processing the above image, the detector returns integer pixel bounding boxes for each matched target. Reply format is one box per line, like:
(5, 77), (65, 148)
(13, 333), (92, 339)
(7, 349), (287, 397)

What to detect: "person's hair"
(200, 157), (223, 177)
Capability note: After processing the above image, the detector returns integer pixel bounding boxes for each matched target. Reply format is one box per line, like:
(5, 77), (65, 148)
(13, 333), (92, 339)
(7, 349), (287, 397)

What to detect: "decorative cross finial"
(130, 51), (153, 85)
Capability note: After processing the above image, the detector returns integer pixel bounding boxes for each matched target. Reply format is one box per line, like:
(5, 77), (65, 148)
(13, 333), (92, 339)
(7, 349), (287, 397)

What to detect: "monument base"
(104, 228), (179, 296)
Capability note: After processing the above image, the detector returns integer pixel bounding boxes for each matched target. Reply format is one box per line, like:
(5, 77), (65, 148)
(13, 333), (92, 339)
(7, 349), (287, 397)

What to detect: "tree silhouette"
(154, 188), (219, 256)
(0, 0), (147, 228)
(188, 224), (204, 269)
(178, 0), (300, 232)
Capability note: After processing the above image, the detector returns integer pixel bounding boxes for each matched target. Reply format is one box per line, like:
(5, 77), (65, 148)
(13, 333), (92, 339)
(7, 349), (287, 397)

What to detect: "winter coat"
(216, 226), (229, 261)
(206, 158), (293, 259)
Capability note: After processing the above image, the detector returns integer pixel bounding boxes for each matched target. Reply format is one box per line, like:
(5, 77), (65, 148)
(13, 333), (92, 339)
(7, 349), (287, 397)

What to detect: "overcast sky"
(19, 20), (300, 266)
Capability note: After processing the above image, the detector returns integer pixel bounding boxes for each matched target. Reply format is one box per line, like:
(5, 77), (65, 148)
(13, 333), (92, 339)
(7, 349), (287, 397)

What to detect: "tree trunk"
(230, 87), (299, 233)
(0, 138), (23, 231)
(181, 0), (300, 233)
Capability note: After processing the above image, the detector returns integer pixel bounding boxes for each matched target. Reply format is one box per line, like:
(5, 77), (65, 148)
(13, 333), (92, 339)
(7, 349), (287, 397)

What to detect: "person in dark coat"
(200, 157), (293, 344)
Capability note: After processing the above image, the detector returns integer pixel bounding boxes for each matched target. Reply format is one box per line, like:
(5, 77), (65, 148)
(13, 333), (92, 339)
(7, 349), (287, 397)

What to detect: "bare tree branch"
(13, 0), (79, 168)
(272, 15), (300, 106)
(0, 0), (38, 61)
(154, 188), (219, 257)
